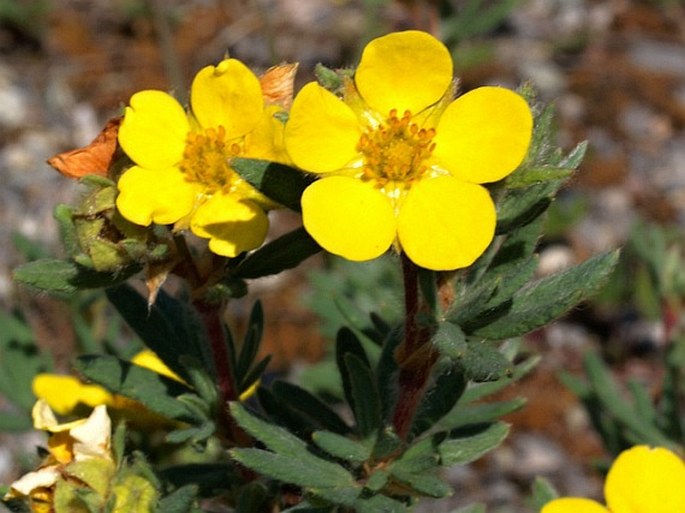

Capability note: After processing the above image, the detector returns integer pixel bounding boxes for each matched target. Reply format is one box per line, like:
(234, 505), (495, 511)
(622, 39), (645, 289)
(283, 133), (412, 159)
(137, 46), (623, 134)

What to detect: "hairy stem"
(392, 254), (436, 441)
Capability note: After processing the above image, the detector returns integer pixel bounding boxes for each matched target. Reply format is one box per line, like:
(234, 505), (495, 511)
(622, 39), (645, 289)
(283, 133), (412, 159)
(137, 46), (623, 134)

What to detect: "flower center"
(180, 125), (242, 193)
(357, 109), (436, 189)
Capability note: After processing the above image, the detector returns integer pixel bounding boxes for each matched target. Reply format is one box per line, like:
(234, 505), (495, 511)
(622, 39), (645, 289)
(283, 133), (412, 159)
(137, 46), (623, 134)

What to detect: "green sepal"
(231, 158), (315, 212)
(233, 227), (321, 280)
(13, 259), (140, 297)
(74, 355), (198, 424)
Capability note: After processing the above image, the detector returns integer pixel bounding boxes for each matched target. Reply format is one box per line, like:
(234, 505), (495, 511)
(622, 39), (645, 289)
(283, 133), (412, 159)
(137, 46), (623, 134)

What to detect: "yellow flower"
(542, 445), (685, 513)
(116, 59), (291, 257)
(285, 30), (532, 270)
(4, 401), (113, 510)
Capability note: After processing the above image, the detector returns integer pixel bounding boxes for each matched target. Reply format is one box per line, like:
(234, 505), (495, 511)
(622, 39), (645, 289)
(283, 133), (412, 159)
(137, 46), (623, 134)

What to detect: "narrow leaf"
(345, 353), (382, 436)
(439, 422), (510, 466)
(233, 227), (321, 279)
(75, 355), (196, 423)
(467, 251), (619, 339)
(231, 158), (315, 212)
(13, 259), (139, 296)
(312, 431), (371, 464)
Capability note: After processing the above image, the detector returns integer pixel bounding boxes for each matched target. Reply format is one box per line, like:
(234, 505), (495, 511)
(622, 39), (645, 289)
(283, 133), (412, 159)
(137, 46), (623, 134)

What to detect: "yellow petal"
(541, 498), (609, 513)
(301, 176), (395, 261)
(433, 86), (533, 184)
(605, 445), (685, 513)
(355, 30), (452, 116)
(118, 90), (189, 170)
(285, 82), (361, 173)
(130, 350), (183, 383)
(190, 193), (269, 257)
(32, 374), (112, 415)
(244, 105), (290, 164)
(116, 165), (201, 226)
(191, 59), (264, 138)
(397, 176), (495, 270)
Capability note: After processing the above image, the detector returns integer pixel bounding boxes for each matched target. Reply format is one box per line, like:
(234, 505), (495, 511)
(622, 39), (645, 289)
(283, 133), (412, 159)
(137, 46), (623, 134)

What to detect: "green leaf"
(460, 342), (513, 382)
(272, 381), (351, 435)
(237, 482), (269, 513)
(13, 259), (140, 297)
(336, 328), (370, 420)
(312, 431), (371, 464)
(156, 485), (199, 513)
(106, 285), (212, 383)
(411, 366), (467, 437)
(160, 464), (236, 497)
(495, 180), (564, 235)
(233, 227), (321, 279)
(439, 422), (510, 466)
(345, 353), (382, 436)
(230, 402), (308, 457)
(390, 466), (452, 498)
(236, 302), (264, 386)
(529, 477), (558, 512)
(231, 158), (315, 212)
(353, 494), (407, 513)
(467, 251), (620, 339)
(505, 166), (576, 188)
(74, 355), (197, 423)
(438, 398), (526, 431)
(582, 351), (673, 448)
(230, 448), (360, 505)
(0, 415), (32, 432)
(432, 322), (467, 359)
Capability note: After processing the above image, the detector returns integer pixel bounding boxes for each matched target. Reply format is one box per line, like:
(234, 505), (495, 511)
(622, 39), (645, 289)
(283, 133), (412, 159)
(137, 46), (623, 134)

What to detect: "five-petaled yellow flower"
(285, 30), (533, 270)
(116, 59), (290, 257)
(543, 445), (685, 513)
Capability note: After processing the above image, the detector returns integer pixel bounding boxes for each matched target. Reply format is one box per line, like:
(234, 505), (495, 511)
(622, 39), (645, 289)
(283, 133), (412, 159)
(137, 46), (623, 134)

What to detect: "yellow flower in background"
(4, 401), (113, 509)
(116, 59), (291, 257)
(285, 30), (532, 270)
(32, 350), (182, 415)
(542, 445), (685, 513)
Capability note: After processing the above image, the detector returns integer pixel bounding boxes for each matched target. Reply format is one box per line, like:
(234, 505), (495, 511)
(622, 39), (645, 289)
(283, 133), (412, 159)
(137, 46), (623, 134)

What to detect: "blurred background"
(1, 1), (684, 511)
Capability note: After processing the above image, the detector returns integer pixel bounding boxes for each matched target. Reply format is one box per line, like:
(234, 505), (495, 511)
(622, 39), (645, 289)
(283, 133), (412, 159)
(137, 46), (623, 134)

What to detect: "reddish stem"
(392, 254), (436, 441)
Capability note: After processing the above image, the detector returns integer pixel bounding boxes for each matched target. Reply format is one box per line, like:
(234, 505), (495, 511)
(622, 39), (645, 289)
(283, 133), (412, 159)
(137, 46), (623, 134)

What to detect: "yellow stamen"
(179, 125), (242, 193)
(357, 109), (436, 189)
